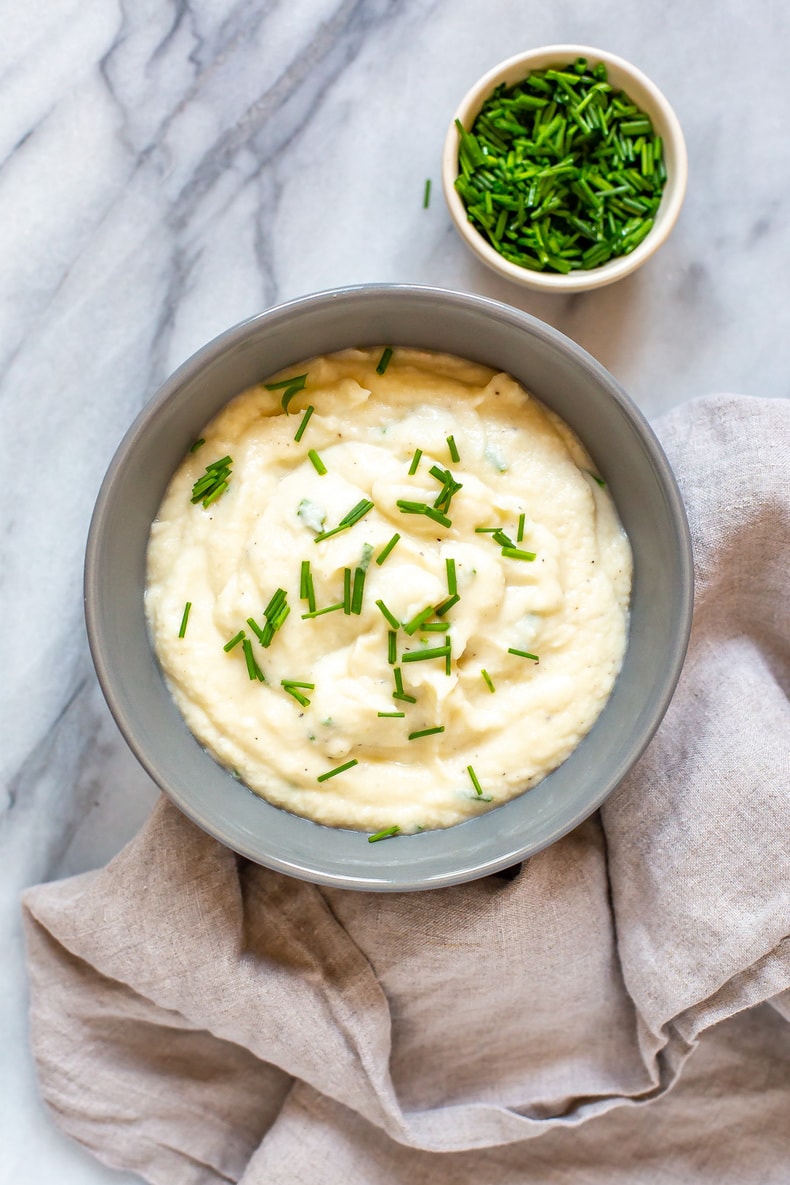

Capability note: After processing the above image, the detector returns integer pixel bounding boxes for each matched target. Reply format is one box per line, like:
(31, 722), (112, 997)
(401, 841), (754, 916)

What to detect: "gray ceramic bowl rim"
(85, 284), (693, 890)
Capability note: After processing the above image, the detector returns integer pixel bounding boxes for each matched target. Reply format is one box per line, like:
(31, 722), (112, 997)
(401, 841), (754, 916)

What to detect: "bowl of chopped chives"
(442, 45), (687, 291)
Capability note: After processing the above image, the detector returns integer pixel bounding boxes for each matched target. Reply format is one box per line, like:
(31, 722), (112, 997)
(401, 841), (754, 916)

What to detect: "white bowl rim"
(441, 44), (688, 292)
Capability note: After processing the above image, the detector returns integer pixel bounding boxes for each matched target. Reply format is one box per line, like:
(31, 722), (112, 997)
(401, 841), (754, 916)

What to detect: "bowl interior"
(86, 285), (692, 890)
(442, 45), (688, 292)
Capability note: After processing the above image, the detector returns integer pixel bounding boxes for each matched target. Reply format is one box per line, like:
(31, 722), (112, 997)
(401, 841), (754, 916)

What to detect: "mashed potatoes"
(145, 348), (631, 833)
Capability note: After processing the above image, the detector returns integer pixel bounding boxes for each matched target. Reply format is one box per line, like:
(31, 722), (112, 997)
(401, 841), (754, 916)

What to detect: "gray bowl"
(85, 285), (693, 891)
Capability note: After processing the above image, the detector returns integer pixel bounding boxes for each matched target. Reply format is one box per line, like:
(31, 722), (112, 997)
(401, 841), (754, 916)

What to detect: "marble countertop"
(2, 2), (788, 1181)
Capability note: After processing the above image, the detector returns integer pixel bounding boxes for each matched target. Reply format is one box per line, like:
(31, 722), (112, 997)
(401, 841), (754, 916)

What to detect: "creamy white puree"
(146, 348), (631, 833)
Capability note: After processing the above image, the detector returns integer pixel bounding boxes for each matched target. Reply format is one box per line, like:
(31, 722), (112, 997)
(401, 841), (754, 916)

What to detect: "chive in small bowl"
(441, 45), (688, 292)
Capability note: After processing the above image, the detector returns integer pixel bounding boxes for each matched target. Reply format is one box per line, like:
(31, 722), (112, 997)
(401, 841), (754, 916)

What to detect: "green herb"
(447, 435), (460, 463)
(396, 500), (452, 528)
(191, 456), (233, 507)
(429, 465), (463, 515)
(299, 560), (316, 612)
(508, 647), (540, 661)
(423, 178), (432, 208)
(434, 593), (460, 617)
(368, 825), (400, 842)
(501, 547), (537, 562)
(178, 601), (192, 638)
(403, 605), (436, 636)
(308, 449), (327, 476)
(375, 533), (400, 565)
(467, 764), (484, 796)
(445, 557), (457, 596)
(242, 638), (265, 682)
(281, 384), (302, 414)
(224, 630), (245, 652)
(408, 448), (423, 475)
(517, 512), (526, 542)
(343, 568), (352, 615)
(387, 630), (397, 665)
(481, 668), (496, 693)
(402, 643), (451, 663)
(265, 373), (307, 391)
(376, 599), (400, 629)
(281, 679), (315, 707)
(378, 711), (405, 718)
(409, 726), (445, 740)
(301, 602), (344, 619)
(474, 526), (499, 533)
(294, 405), (314, 442)
(246, 617), (266, 644)
(189, 438), (205, 453)
(314, 499), (374, 543)
(393, 667), (417, 704)
(453, 61), (666, 275)
(376, 347), (394, 375)
(250, 588), (291, 648)
(351, 567), (366, 614)
(317, 758), (359, 782)
(422, 621), (450, 632)
(493, 529), (515, 549)
(585, 468), (607, 487)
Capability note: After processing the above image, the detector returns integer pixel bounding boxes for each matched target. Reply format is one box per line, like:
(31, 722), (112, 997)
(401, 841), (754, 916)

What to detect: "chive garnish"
(403, 606), (435, 636)
(434, 594), (460, 617)
(301, 602), (344, 619)
(178, 601), (191, 638)
(517, 513), (526, 542)
(281, 679), (315, 707)
(317, 758), (359, 782)
(387, 630), (397, 665)
(585, 469), (607, 487)
(402, 643), (451, 663)
(481, 669), (496, 693)
(378, 711), (405, 718)
(351, 567), (366, 614)
(467, 764), (484, 796)
(281, 384), (302, 414)
(446, 557), (457, 596)
(408, 448), (423, 475)
(423, 178), (432, 208)
(191, 456), (232, 507)
(343, 568), (352, 615)
(408, 726), (445, 740)
(369, 825), (400, 842)
(393, 667), (417, 703)
(474, 526), (498, 533)
(294, 405), (314, 442)
(308, 449), (327, 476)
(265, 373), (307, 392)
(493, 529), (515, 549)
(501, 547), (537, 562)
(376, 347), (393, 375)
(396, 500), (452, 528)
(242, 638), (265, 681)
(314, 499), (374, 543)
(422, 621), (450, 632)
(375, 533), (400, 565)
(447, 435), (460, 463)
(189, 439), (205, 453)
(224, 630), (245, 652)
(246, 617), (266, 644)
(508, 648), (540, 661)
(300, 560), (310, 600)
(376, 599), (400, 629)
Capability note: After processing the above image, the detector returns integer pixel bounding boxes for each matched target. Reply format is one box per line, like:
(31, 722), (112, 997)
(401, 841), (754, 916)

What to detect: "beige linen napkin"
(23, 394), (790, 1184)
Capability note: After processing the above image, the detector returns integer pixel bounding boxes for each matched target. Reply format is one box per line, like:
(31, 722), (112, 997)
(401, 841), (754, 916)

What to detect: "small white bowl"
(442, 45), (688, 293)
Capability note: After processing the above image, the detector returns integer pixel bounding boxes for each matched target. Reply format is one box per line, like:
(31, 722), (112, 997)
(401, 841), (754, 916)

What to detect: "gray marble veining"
(1, 2), (788, 1181)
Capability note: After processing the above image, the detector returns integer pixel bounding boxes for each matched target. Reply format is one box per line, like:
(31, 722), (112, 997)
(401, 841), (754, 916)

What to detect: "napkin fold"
(23, 395), (790, 1184)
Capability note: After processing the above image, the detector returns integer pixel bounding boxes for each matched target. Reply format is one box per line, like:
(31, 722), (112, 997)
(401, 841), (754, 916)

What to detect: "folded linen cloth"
(23, 394), (790, 1185)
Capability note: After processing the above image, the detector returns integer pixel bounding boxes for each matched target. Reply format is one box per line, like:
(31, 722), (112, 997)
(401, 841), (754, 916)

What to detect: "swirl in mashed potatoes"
(145, 348), (631, 833)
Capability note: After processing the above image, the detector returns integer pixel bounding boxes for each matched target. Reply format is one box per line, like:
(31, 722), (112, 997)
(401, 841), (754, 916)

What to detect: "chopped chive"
(403, 605), (435, 636)
(294, 405), (314, 442)
(246, 617), (266, 644)
(474, 526), (498, 533)
(402, 643), (451, 663)
(392, 667), (417, 703)
(351, 567), (366, 614)
(396, 500), (452, 527)
(408, 726), (445, 740)
(422, 621), (450, 632)
(517, 512), (526, 542)
(387, 630), (397, 665)
(317, 758), (359, 782)
(378, 711), (405, 719)
(343, 568), (352, 615)
(281, 679), (314, 707)
(447, 435), (460, 463)
(423, 178), (432, 208)
(481, 668), (496, 693)
(178, 601), (191, 638)
(300, 560), (310, 600)
(265, 373), (307, 391)
(434, 593), (460, 617)
(283, 681), (315, 689)
(376, 347), (394, 375)
(314, 499), (374, 542)
(223, 630), (246, 652)
(305, 570), (316, 612)
(585, 468), (607, 487)
(467, 764), (484, 796)
(264, 588), (287, 617)
(375, 533), (400, 565)
(492, 529), (515, 549)
(207, 456), (232, 472)
(376, 599), (400, 629)
(369, 825), (400, 842)
(242, 638), (265, 681)
(281, 384), (302, 414)
(408, 448), (423, 475)
(501, 547), (537, 562)
(446, 557), (457, 596)
(189, 438), (205, 453)
(301, 602), (344, 619)
(508, 648), (540, 661)
(308, 449), (327, 476)
(201, 480), (228, 508)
